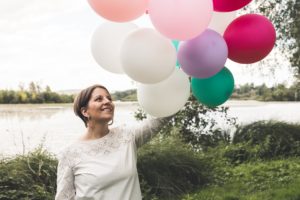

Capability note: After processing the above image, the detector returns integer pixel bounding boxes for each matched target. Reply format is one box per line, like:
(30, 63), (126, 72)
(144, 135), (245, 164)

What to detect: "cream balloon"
(137, 69), (190, 117)
(91, 22), (138, 74)
(208, 11), (237, 35)
(120, 28), (176, 84)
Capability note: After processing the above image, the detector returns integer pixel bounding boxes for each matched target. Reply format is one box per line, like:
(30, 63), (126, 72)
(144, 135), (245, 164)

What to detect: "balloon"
(91, 22), (138, 74)
(148, 0), (213, 40)
(120, 28), (176, 84)
(178, 29), (228, 78)
(191, 67), (234, 107)
(87, 0), (148, 22)
(223, 14), (276, 64)
(137, 69), (190, 117)
(172, 40), (180, 51)
(172, 40), (180, 68)
(208, 11), (237, 35)
(213, 0), (252, 12)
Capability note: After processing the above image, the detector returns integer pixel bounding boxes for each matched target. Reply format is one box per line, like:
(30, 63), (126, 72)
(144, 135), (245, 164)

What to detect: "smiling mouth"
(101, 107), (113, 112)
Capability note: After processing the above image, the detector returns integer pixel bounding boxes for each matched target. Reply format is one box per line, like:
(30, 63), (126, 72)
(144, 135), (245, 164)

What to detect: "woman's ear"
(81, 107), (88, 118)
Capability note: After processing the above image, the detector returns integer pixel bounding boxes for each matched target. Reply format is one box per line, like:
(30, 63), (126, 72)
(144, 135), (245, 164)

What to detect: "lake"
(0, 101), (299, 157)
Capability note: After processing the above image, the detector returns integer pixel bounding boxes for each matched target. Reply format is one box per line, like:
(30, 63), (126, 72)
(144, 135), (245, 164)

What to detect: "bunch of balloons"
(88, 0), (276, 117)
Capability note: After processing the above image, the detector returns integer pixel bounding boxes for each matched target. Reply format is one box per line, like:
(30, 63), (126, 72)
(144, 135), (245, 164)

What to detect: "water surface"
(0, 101), (299, 157)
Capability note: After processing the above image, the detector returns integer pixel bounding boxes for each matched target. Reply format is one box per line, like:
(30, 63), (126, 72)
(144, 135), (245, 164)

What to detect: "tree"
(18, 82), (25, 92)
(244, 0), (300, 75)
(29, 82), (37, 94)
(135, 95), (237, 151)
(45, 85), (51, 93)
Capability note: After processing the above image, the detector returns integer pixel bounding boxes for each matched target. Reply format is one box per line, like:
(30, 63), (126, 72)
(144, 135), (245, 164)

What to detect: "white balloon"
(208, 11), (237, 35)
(120, 28), (176, 84)
(91, 22), (138, 74)
(137, 69), (190, 117)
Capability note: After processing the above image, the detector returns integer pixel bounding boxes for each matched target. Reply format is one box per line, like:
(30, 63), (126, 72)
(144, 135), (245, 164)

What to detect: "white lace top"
(55, 118), (167, 200)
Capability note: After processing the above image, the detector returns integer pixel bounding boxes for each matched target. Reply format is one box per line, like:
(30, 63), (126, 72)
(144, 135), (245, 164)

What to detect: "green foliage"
(135, 95), (237, 151)
(137, 137), (213, 200)
(247, 0), (300, 74)
(170, 96), (236, 151)
(0, 83), (74, 104)
(134, 108), (147, 121)
(182, 159), (300, 200)
(230, 121), (300, 161)
(111, 89), (137, 101)
(232, 82), (300, 101)
(0, 147), (57, 200)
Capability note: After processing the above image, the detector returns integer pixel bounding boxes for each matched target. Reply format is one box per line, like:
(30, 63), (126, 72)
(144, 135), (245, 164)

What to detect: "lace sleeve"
(133, 116), (172, 148)
(55, 151), (76, 200)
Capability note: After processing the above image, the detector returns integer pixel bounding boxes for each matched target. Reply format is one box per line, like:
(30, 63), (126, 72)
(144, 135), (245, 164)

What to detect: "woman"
(55, 84), (171, 200)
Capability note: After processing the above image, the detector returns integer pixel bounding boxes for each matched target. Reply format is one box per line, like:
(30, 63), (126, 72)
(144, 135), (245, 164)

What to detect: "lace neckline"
(76, 128), (115, 144)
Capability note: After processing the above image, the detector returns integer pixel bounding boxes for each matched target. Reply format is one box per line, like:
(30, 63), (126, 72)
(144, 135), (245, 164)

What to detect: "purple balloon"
(178, 29), (228, 78)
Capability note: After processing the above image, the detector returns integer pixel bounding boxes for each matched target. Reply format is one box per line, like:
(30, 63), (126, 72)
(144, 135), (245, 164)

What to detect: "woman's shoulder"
(57, 143), (77, 160)
(56, 142), (87, 168)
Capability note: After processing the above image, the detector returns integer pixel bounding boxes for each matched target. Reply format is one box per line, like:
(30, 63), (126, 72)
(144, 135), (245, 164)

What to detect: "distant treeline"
(1, 82), (299, 104)
(0, 82), (74, 104)
(232, 82), (300, 101)
(111, 89), (137, 101)
(0, 82), (136, 104)
(112, 82), (300, 102)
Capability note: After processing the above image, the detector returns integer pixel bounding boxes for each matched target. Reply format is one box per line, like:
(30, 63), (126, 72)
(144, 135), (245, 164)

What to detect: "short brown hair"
(73, 84), (110, 127)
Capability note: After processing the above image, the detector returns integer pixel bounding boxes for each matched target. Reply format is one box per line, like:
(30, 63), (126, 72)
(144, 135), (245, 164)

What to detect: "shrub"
(0, 147), (57, 200)
(232, 121), (300, 159)
(137, 138), (213, 200)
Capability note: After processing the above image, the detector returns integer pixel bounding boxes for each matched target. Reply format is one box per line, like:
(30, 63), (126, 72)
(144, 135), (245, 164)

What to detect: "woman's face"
(84, 87), (115, 124)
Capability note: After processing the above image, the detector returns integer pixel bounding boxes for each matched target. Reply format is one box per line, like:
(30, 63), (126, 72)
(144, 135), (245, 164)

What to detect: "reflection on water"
(0, 105), (66, 120)
(0, 101), (300, 157)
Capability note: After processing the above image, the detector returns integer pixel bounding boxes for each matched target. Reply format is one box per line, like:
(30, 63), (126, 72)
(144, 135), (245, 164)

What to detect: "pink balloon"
(224, 14), (276, 64)
(87, 0), (148, 22)
(178, 29), (228, 78)
(213, 0), (253, 12)
(148, 0), (213, 40)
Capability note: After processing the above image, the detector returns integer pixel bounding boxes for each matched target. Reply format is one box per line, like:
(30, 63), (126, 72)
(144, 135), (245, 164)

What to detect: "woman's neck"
(83, 122), (110, 140)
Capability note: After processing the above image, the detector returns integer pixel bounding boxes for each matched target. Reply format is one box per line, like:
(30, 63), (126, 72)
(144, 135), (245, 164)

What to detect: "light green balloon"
(172, 40), (180, 68)
(191, 67), (234, 107)
(172, 40), (180, 50)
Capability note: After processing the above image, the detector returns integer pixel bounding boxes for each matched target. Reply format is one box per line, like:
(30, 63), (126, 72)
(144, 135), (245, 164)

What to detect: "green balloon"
(172, 40), (180, 50)
(191, 67), (234, 107)
(172, 40), (180, 68)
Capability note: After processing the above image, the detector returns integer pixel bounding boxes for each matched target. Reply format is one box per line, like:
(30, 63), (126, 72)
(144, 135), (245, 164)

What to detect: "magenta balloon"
(178, 29), (228, 78)
(224, 14), (276, 64)
(213, 0), (253, 12)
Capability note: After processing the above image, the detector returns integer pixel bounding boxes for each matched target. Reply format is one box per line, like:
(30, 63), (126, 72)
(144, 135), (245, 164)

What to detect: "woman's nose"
(103, 97), (112, 104)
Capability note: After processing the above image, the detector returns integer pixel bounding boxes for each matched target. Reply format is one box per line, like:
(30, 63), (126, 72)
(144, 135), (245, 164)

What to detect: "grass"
(181, 158), (300, 200)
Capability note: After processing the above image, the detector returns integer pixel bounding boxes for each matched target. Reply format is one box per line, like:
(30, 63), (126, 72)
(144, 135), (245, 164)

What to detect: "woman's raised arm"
(133, 116), (173, 148)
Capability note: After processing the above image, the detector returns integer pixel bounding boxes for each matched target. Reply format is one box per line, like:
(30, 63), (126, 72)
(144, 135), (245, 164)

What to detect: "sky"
(0, 0), (296, 92)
